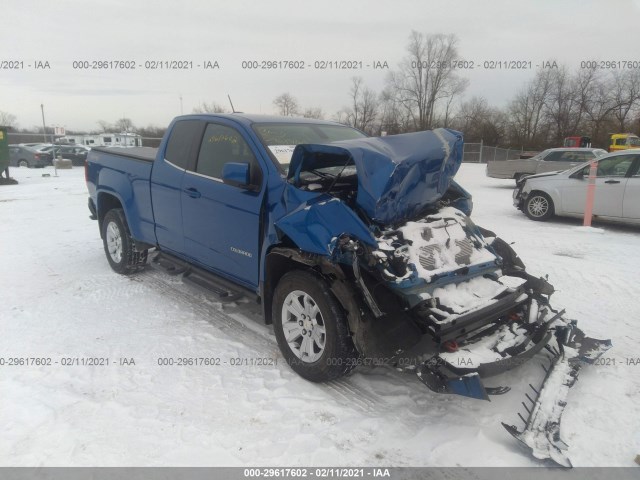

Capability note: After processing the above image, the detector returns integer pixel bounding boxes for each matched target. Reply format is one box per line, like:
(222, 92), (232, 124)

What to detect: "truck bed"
(86, 146), (157, 245)
(91, 146), (158, 162)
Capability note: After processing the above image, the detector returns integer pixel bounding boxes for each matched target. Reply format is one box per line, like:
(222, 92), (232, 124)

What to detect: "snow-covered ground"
(1, 164), (638, 467)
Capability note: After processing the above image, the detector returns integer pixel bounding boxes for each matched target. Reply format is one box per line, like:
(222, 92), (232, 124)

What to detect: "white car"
(513, 151), (640, 225)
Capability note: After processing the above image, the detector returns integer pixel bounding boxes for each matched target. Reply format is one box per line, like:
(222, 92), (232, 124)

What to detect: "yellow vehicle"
(609, 133), (640, 152)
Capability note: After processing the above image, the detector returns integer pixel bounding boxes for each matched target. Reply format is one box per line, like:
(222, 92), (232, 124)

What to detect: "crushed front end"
(275, 129), (611, 467)
(353, 207), (611, 466)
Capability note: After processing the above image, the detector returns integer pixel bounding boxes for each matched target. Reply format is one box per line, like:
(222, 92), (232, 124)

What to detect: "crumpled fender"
(274, 193), (377, 256)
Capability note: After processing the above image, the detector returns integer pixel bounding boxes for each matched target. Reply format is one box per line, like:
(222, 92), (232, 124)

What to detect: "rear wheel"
(525, 192), (554, 221)
(18, 159), (29, 168)
(272, 270), (358, 382)
(101, 208), (148, 274)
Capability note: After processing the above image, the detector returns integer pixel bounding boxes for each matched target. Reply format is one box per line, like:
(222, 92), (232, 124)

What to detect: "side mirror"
(222, 162), (256, 190)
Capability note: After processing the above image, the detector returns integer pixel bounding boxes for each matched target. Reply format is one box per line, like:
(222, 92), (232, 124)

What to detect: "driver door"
(562, 155), (636, 217)
(181, 121), (265, 289)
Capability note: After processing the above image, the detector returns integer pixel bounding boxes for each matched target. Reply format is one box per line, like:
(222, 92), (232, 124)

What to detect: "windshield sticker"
(268, 145), (296, 164)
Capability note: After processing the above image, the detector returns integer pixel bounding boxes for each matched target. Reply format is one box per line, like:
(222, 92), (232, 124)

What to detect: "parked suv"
(486, 147), (606, 181)
(9, 145), (53, 168)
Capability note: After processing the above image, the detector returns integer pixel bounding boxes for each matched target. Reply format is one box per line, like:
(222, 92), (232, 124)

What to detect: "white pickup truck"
(486, 147), (606, 181)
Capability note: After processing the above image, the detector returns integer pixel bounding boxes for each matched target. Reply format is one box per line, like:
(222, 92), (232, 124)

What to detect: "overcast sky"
(2, 0), (640, 132)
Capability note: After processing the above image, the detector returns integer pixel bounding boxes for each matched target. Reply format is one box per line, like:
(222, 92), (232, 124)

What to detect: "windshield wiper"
(325, 157), (353, 194)
(308, 169), (334, 180)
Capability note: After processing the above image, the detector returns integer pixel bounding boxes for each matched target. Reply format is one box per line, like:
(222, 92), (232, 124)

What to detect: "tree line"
(2, 31), (640, 150)
(266, 32), (640, 150)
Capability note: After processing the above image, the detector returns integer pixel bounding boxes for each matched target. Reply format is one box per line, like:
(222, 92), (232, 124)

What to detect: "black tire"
(524, 191), (554, 221)
(101, 208), (148, 274)
(272, 270), (358, 382)
(18, 159), (29, 168)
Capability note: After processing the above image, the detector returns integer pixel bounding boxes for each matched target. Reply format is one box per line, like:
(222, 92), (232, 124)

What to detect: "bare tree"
(610, 70), (640, 131)
(387, 32), (467, 131)
(0, 111), (17, 129)
(378, 88), (413, 134)
(544, 66), (587, 144)
(273, 93), (300, 116)
(452, 96), (506, 145)
(192, 101), (227, 114)
(97, 120), (114, 133)
(341, 77), (379, 134)
(441, 76), (469, 128)
(581, 71), (623, 146)
(137, 125), (167, 138)
(302, 107), (324, 119)
(507, 69), (554, 148)
(114, 118), (135, 132)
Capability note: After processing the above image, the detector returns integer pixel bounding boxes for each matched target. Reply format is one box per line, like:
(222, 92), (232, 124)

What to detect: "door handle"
(604, 179), (620, 184)
(184, 187), (201, 198)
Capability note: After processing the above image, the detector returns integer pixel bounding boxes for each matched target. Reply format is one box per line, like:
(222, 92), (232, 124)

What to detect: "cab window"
(164, 120), (204, 169)
(195, 123), (262, 186)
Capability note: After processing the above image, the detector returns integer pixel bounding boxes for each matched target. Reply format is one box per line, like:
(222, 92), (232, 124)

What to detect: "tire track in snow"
(133, 266), (473, 428)
(131, 267), (399, 417)
(76, 275), (151, 301)
(133, 269), (275, 353)
(324, 378), (386, 415)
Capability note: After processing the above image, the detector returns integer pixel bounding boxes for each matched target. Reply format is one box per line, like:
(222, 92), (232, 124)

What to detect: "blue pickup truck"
(86, 113), (610, 466)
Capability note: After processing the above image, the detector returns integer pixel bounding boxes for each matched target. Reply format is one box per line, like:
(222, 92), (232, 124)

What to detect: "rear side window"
(561, 151), (591, 162)
(542, 151), (564, 161)
(165, 120), (203, 169)
(196, 123), (260, 180)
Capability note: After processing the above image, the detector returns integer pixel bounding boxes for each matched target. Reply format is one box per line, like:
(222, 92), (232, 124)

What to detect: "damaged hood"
(288, 129), (464, 225)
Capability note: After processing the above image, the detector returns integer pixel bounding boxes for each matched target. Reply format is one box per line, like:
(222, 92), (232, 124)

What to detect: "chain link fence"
(463, 141), (526, 163)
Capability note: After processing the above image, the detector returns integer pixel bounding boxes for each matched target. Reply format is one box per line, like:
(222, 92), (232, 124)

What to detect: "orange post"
(583, 160), (598, 226)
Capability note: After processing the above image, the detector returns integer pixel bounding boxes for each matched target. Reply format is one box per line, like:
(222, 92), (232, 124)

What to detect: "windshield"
(252, 123), (366, 167)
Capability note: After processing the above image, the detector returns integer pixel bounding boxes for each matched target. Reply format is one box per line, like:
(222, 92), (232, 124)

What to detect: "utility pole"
(40, 104), (48, 143)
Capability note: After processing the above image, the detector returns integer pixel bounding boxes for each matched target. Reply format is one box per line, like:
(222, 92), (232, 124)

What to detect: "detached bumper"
(416, 305), (556, 400)
(413, 305), (611, 467)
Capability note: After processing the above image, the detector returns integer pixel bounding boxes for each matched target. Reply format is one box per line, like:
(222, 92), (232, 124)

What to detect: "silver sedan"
(513, 151), (640, 225)
(487, 147), (607, 182)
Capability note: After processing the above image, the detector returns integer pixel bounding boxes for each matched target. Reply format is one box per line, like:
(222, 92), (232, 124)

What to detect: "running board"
(150, 251), (257, 303)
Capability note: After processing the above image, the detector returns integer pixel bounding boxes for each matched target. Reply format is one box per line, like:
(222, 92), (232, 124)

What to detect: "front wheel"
(524, 192), (554, 221)
(101, 208), (147, 274)
(18, 159), (29, 168)
(272, 270), (358, 382)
